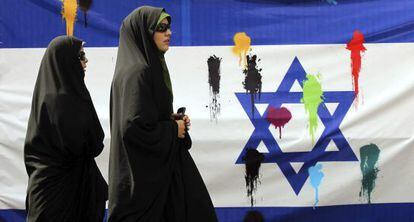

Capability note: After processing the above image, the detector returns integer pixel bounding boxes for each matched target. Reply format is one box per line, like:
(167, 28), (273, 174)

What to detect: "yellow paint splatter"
(232, 32), (251, 67)
(62, 0), (78, 36)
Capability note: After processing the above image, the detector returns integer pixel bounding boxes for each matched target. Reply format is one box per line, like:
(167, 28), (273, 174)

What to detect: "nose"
(166, 28), (172, 36)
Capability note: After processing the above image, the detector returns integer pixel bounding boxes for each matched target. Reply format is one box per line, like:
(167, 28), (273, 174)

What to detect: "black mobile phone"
(177, 107), (186, 116)
(177, 107), (187, 131)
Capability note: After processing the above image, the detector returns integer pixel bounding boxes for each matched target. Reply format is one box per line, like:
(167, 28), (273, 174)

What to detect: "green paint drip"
(301, 74), (324, 144)
(359, 144), (380, 204)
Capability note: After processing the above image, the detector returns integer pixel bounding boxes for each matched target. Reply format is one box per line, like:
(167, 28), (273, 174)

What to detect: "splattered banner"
(2, 1), (414, 222)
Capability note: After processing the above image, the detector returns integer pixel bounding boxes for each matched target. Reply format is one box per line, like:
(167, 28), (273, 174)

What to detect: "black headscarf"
(24, 35), (107, 222)
(108, 6), (217, 222)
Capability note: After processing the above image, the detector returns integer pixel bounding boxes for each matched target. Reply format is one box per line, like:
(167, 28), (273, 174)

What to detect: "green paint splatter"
(301, 74), (324, 144)
(359, 144), (380, 204)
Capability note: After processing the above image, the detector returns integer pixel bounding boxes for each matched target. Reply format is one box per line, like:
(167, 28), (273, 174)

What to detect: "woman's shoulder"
(114, 64), (150, 80)
(116, 65), (154, 86)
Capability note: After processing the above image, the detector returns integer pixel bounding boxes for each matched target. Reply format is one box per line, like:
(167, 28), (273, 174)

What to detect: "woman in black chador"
(108, 6), (218, 222)
(24, 36), (107, 221)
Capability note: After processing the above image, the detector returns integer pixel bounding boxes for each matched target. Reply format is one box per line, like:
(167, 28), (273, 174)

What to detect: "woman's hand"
(176, 120), (186, 138)
(182, 115), (191, 130)
(171, 113), (191, 131)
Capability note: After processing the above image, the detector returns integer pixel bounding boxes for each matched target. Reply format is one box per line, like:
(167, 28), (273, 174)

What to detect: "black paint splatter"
(79, 0), (93, 27)
(243, 54), (262, 118)
(244, 210), (265, 222)
(242, 148), (264, 207)
(207, 55), (222, 122)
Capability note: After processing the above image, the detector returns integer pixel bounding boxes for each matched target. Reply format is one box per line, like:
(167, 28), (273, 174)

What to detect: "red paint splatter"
(346, 30), (366, 100)
(266, 106), (292, 139)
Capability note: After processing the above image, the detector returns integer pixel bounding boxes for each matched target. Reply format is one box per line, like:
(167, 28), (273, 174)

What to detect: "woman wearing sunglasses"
(24, 36), (107, 221)
(108, 6), (217, 222)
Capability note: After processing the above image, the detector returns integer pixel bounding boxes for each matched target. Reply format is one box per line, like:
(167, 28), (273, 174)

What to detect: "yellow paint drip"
(232, 32), (251, 67)
(62, 0), (78, 36)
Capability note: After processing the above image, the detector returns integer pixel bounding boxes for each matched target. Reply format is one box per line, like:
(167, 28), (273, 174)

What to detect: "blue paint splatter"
(308, 163), (324, 208)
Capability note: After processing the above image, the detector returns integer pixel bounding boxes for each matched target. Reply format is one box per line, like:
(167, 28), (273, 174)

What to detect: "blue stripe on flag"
(2, 0), (414, 48)
(1, 203), (414, 222)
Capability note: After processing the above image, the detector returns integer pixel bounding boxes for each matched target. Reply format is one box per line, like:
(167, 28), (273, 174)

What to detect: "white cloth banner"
(1, 43), (414, 210)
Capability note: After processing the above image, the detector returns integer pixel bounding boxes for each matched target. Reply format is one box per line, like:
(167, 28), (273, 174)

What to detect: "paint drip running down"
(233, 32), (251, 67)
(242, 149), (264, 207)
(301, 74), (324, 144)
(266, 106), (292, 139)
(359, 144), (380, 204)
(78, 0), (93, 27)
(243, 54), (262, 118)
(308, 163), (324, 209)
(62, 0), (78, 36)
(207, 55), (222, 122)
(346, 30), (366, 104)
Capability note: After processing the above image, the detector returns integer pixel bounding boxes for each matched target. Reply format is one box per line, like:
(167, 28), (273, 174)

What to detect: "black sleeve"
(121, 69), (177, 155)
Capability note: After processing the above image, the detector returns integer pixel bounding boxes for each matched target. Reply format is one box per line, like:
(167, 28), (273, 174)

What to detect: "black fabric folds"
(108, 6), (218, 222)
(24, 36), (107, 222)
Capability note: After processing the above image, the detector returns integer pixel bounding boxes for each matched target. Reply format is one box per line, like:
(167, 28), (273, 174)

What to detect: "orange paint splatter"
(62, 0), (78, 36)
(232, 32), (251, 67)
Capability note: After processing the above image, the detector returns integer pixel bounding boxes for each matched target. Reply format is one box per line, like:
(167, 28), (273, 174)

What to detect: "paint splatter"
(266, 106), (292, 139)
(242, 149), (264, 207)
(78, 0), (93, 27)
(207, 55), (222, 122)
(62, 0), (78, 36)
(301, 74), (324, 144)
(244, 210), (264, 222)
(346, 30), (366, 104)
(233, 32), (251, 67)
(308, 163), (324, 208)
(359, 144), (380, 204)
(243, 54), (262, 118)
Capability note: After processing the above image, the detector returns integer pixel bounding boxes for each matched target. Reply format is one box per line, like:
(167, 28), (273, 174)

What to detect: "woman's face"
(79, 46), (88, 71)
(153, 18), (172, 53)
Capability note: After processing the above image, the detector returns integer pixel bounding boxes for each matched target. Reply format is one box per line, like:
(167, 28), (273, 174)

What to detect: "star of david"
(235, 57), (358, 195)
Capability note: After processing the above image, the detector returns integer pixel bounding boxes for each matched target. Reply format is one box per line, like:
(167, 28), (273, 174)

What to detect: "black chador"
(108, 6), (218, 222)
(24, 36), (107, 222)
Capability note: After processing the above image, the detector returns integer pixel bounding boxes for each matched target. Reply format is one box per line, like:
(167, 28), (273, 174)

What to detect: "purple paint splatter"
(266, 106), (292, 139)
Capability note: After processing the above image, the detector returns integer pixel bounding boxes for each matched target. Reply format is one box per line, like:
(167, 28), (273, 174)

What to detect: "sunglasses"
(155, 23), (171, 32)
(79, 51), (87, 61)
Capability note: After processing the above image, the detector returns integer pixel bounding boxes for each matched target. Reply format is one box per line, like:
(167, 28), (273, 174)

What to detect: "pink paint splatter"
(266, 106), (292, 139)
(346, 30), (366, 102)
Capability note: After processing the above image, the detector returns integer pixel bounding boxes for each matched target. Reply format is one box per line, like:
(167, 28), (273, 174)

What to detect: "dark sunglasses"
(79, 51), (86, 61)
(155, 23), (171, 32)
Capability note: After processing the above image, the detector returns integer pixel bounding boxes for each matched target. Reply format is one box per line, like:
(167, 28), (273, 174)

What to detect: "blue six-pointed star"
(235, 57), (358, 195)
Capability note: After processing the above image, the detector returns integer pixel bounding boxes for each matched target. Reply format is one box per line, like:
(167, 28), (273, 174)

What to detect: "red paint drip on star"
(266, 106), (292, 139)
(346, 30), (366, 99)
